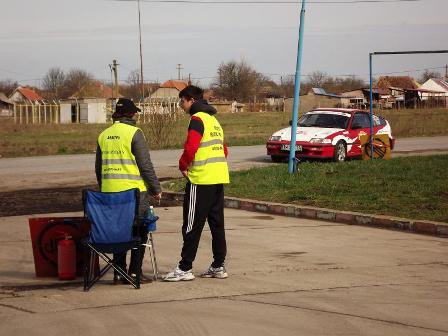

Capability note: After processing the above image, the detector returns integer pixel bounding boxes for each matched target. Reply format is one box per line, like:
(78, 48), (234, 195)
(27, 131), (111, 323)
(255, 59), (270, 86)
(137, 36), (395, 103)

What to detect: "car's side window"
(352, 113), (370, 128)
(373, 115), (386, 126)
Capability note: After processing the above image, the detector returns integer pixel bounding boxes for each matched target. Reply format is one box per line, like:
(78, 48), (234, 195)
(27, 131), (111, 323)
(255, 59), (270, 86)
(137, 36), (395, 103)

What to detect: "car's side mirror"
(351, 123), (363, 130)
(289, 120), (292, 126)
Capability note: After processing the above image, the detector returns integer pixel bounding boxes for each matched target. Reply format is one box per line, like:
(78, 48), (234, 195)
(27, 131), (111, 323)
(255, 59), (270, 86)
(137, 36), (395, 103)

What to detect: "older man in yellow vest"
(96, 98), (162, 284)
(164, 86), (230, 282)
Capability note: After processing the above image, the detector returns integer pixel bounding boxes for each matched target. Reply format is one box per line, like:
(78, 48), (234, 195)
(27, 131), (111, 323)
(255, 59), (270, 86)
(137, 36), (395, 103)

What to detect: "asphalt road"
(1, 136), (447, 192)
(1, 208), (447, 335)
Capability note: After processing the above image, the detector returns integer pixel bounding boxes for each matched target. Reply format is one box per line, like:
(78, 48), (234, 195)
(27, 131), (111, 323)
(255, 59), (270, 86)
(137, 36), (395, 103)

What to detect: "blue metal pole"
(369, 53), (374, 160)
(288, 0), (307, 174)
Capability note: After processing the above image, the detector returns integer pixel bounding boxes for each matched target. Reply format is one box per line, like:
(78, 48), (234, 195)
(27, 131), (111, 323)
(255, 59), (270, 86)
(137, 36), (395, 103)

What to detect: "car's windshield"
(298, 113), (349, 129)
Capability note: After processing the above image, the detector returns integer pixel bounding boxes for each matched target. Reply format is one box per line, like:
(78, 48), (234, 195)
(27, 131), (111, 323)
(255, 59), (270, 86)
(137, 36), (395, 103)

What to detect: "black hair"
(179, 85), (204, 101)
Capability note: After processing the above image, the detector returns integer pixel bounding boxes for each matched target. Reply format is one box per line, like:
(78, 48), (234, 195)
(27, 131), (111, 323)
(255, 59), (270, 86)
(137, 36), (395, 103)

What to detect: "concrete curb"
(162, 191), (448, 237)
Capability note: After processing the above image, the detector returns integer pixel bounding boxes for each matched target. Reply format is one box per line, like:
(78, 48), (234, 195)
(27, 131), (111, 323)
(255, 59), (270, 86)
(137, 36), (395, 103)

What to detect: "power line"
(7, 64), (446, 84)
(112, 0), (420, 4)
(264, 65), (448, 79)
(0, 67), (29, 76)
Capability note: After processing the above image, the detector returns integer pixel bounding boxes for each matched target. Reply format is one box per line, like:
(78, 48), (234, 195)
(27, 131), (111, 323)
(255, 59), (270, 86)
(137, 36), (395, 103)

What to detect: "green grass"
(376, 109), (448, 137)
(164, 155), (448, 222)
(1, 108), (447, 157)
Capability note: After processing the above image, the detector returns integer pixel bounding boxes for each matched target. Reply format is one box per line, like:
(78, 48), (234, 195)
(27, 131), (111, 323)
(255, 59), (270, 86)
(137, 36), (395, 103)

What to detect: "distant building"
(339, 88), (394, 109)
(307, 87), (343, 106)
(70, 81), (117, 100)
(376, 76), (421, 108)
(0, 92), (14, 116)
(59, 98), (107, 124)
(9, 86), (44, 104)
(420, 78), (448, 106)
(377, 76), (419, 92)
(149, 80), (188, 100)
(340, 89), (366, 109)
(308, 88), (342, 99)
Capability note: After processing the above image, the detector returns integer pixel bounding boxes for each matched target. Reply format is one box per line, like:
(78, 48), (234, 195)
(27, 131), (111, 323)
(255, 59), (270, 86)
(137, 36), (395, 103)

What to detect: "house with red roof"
(149, 80), (188, 100)
(69, 81), (117, 99)
(376, 76), (421, 108)
(377, 76), (419, 92)
(9, 86), (44, 104)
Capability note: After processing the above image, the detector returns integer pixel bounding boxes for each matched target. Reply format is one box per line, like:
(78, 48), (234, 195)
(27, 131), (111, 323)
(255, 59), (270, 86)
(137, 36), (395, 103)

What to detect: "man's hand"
(181, 170), (189, 179)
(152, 192), (162, 205)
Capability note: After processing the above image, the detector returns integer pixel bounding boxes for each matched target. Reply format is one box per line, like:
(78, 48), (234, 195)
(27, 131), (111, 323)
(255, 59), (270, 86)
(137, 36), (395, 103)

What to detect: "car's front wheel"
(333, 141), (346, 162)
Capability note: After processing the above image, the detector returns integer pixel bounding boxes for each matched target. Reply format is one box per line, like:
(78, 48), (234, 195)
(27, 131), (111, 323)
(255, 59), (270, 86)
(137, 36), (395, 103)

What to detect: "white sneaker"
(200, 265), (228, 279)
(163, 266), (195, 282)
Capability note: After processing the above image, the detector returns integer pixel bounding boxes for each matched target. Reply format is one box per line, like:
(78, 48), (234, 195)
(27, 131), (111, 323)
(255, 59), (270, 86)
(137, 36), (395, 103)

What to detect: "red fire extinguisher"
(58, 235), (76, 280)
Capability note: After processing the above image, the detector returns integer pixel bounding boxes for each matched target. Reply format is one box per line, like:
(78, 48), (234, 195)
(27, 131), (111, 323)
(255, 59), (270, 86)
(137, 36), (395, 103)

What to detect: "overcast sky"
(1, 0), (447, 87)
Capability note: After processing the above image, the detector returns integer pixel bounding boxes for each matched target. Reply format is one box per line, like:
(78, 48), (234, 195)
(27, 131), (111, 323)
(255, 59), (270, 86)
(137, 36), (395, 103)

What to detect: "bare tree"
(322, 75), (365, 93)
(123, 69), (142, 101)
(278, 76), (294, 97)
(63, 69), (94, 97)
(42, 67), (65, 99)
(307, 71), (329, 88)
(0, 79), (19, 96)
(213, 60), (263, 101)
(419, 70), (442, 83)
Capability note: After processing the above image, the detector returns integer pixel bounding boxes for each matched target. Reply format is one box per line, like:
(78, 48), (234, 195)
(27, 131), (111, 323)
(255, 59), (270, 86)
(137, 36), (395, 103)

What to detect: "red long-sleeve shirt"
(179, 115), (228, 171)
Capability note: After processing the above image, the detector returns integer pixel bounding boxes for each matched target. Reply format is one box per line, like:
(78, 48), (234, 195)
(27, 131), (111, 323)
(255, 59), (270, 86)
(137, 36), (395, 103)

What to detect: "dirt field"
(0, 182), (179, 217)
(0, 186), (93, 217)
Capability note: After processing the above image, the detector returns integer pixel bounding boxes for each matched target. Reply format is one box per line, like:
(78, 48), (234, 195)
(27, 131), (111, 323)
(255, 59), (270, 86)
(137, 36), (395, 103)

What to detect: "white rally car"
(266, 108), (394, 162)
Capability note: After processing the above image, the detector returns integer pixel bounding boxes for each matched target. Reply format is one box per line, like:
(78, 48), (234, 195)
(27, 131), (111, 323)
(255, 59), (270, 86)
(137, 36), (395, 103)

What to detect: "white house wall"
(150, 88), (179, 99)
(10, 92), (25, 104)
(420, 79), (448, 100)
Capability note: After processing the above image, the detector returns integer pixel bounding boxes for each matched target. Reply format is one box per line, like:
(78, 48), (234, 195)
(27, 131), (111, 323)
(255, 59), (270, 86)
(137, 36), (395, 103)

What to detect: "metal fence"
(105, 99), (182, 123)
(14, 104), (60, 124)
(13, 99), (181, 125)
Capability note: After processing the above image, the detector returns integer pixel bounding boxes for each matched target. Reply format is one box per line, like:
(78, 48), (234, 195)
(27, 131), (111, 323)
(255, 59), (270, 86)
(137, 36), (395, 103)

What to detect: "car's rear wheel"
(271, 155), (284, 163)
(333, 141), (346, 162)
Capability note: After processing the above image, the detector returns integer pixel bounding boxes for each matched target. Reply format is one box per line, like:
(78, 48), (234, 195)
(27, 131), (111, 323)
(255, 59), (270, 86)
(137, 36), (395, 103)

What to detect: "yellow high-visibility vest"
(98, 121), (147, 192)
(188, 112), (230, 185)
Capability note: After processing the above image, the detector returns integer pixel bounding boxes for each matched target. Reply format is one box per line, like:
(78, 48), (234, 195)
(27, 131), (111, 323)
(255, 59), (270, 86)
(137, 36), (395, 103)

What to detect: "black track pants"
(179, 182), (226, 271)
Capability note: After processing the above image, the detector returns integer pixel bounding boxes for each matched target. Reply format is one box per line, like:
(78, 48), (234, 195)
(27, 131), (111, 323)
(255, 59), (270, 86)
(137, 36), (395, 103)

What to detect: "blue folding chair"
(82, 188), (142, 291)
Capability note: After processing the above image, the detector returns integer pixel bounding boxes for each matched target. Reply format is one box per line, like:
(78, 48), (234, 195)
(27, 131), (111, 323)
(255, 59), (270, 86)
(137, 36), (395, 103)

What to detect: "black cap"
(115, 98), (141, 115)
(112, 98), (141, 120)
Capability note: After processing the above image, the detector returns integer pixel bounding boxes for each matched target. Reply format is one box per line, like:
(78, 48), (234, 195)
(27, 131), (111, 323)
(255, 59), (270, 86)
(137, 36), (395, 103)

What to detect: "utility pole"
(137, 0), (145, 110)
(177, 64), (183, 80)
(109, 60), (119, 98)
(288, 0), (307, 174)
(109, 63), (114, 99)
(445, 64), (448, 81)
(188, 73), (191, 85)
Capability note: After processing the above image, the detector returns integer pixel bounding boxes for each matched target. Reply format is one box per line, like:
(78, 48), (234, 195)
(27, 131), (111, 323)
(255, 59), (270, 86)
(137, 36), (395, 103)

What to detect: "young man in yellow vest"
(164, 86), (230, 282)
(95, 98), (162, 284)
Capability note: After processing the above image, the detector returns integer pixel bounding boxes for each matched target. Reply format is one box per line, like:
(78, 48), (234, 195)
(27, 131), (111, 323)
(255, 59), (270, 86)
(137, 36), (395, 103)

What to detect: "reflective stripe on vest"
(102, 174), (144, 181)
(191, 156), (227, 167)
(198, 139), (223, 148)
(102, 158), (138, 165)
(188, 112), (230, 185)
(98, 122), (147, 192)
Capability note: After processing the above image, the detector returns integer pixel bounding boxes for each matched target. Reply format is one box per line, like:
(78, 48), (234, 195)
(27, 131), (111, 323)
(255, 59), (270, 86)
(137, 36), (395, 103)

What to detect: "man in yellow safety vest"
(96, 98), (162, 283)
(164, 86), (230, 282)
